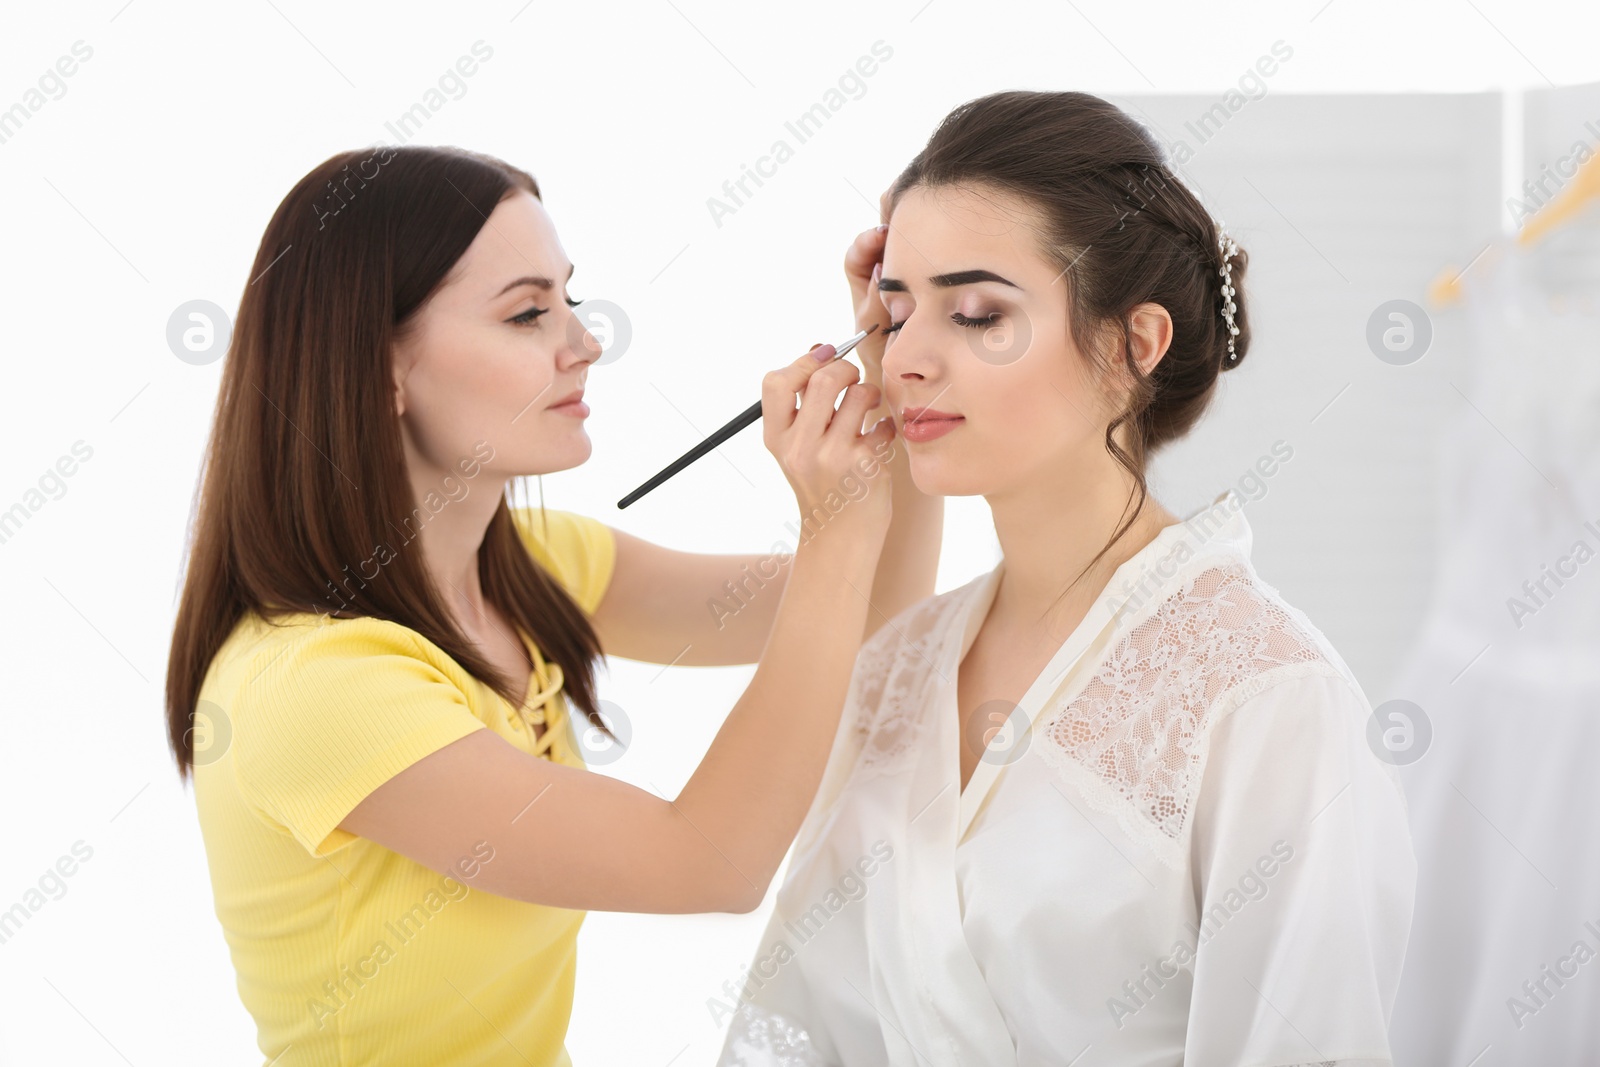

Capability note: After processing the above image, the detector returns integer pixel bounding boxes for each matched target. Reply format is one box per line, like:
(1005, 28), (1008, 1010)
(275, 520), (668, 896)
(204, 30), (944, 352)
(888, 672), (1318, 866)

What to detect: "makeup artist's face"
(878, 183), (1118, 498)
(391, 190), (601, 480)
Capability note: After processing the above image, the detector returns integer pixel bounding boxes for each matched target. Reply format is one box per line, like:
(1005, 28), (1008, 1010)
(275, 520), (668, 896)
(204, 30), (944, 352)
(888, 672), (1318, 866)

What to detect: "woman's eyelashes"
(509, 295), (585, 326)
(951, 310), (1001, 328)
(881, 310), (1002, 337)
(509, 306), (547, 326)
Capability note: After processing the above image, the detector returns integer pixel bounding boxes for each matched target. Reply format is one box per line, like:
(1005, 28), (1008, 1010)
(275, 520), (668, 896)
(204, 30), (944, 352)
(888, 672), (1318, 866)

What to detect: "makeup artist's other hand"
(763, 346), (896, 545)
(844, 220), (891, 393)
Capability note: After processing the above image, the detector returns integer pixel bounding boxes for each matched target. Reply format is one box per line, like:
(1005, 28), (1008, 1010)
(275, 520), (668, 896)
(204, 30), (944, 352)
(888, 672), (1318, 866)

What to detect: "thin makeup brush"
(617, 324), (880, 509)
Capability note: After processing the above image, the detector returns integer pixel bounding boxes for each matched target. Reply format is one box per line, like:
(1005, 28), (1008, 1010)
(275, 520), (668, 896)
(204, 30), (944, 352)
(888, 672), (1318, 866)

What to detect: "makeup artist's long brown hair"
(164, 145), (605, 781)
(889, 90), (1254, 587)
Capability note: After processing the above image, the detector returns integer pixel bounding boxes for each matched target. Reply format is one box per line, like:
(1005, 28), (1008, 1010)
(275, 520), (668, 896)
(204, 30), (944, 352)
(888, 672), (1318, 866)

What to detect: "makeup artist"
(165, 144), (941, 1066)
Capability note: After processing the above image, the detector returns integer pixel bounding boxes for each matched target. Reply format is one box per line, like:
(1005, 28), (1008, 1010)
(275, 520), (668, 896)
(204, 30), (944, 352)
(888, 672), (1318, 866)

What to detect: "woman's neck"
(402, 460), (511, 633)
(985, 458), (1178, 632)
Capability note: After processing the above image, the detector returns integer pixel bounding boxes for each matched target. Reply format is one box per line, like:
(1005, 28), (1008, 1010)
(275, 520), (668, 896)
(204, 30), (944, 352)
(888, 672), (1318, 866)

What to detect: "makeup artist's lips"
(901, 406), (963, 443)
(549, 389), (589, 417)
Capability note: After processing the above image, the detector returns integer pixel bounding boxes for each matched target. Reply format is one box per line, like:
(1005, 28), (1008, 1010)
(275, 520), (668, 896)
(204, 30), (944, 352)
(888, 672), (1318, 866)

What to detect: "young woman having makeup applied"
(165, 144), (941, 1066)
(718, 91), (1415, 1067)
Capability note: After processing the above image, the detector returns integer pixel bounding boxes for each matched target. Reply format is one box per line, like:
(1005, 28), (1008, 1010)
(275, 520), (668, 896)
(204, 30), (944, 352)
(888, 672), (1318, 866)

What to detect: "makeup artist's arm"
(846, 220), (943, 644)
(338, 350), (894, 914)
(585, 535), (795, 667)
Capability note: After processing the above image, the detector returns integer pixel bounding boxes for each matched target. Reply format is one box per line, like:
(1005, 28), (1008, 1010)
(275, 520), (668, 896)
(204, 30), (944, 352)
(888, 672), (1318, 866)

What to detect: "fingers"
(761, 343), (832, 441)
(849, 409), (899, 475)
(824, 380), (884, 443)
(792, 358), (860, 443)
(862, 411), (897, 452)
(846, 226), (892, 352)
(762, 339), (897, 527)
(761, 345), (835, 445)
(844, 224), (888, 285)
(866, 257), (887, 321)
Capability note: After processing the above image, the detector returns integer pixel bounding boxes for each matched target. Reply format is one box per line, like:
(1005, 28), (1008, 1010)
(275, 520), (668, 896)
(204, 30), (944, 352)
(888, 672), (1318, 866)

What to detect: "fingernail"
(875, 223), (888, 234)
(811, 344), (836, 363)
(870, 262), (881, 287)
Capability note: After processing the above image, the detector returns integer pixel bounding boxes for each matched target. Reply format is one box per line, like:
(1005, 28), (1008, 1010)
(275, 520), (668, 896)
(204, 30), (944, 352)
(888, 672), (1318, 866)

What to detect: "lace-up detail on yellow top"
(518, 637), (568, 760)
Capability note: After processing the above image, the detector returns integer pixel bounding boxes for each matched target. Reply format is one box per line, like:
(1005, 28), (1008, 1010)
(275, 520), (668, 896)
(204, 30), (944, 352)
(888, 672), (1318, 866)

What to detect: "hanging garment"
(1388, 227), (1600, 1064)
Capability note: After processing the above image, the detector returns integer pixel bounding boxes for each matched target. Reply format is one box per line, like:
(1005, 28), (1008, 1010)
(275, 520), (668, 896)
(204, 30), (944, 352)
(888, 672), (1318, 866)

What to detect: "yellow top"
(191, 507), (616, 1066)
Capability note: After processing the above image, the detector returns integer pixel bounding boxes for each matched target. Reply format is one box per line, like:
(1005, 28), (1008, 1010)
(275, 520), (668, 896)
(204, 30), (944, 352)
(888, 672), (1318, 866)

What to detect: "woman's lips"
(550, 391), (589, 417)
(901, 410), (964, 443)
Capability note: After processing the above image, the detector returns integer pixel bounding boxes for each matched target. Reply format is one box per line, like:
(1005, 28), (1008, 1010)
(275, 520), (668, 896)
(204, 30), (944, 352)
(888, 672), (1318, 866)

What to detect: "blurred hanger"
(1517, 150), (1600, 248)
(1429, 151), (1600, 308)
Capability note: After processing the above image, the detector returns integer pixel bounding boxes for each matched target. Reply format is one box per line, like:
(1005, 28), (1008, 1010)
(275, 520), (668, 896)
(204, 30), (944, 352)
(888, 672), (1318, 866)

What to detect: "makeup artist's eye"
(511, 296), (583, 326)
(951, 311), (1001, 329)
(510, 306), (549, 326)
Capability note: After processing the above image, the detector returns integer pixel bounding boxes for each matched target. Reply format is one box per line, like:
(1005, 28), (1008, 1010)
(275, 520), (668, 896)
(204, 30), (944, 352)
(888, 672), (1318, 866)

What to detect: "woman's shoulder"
(207, 610), (469, 714)
(1032, 557), (1378, 861)
(1115, 557), (1355, 707)
(230, 607), (432, 657)
(858, 568), (993, 662)
(841, 573), (994, 764)
(507, 505), (617, 614)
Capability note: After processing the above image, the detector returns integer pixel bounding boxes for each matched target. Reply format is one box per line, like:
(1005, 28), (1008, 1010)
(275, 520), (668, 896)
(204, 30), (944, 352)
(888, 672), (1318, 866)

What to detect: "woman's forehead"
(451, 194), (571, 296)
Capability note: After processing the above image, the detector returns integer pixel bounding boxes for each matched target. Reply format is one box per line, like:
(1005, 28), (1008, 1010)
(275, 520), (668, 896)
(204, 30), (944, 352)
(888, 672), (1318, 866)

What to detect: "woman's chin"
(907, 458), (978, 498)
(524, 436), (592, 475)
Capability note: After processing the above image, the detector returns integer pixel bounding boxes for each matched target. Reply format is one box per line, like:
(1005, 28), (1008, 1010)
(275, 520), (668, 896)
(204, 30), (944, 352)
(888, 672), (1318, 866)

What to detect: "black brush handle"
(616, 326), (873, 510)
(617, 399), (763, 509)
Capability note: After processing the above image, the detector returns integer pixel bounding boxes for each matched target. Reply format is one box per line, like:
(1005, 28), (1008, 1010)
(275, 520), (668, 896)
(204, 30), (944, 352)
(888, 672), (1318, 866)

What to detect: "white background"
(1, 1), (1597, 1063)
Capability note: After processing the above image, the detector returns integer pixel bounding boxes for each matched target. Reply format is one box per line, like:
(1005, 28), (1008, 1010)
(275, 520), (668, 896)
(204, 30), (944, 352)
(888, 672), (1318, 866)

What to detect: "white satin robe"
(717, 496), (1416, 1067)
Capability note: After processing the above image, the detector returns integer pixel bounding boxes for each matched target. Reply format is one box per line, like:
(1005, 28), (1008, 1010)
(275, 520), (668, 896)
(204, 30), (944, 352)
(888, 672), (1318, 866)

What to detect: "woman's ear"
(391, 341), (412, 417)
(1127, 302), (1173, 377)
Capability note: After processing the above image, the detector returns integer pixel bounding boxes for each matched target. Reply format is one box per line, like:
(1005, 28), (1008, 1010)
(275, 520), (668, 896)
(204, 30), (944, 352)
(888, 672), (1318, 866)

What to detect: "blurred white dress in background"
(1389, 227), (1600, 1064)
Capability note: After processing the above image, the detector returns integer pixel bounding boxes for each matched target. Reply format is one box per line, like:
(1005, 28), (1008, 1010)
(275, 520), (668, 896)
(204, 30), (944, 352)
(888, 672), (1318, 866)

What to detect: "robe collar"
(949, 491), (1257, 839)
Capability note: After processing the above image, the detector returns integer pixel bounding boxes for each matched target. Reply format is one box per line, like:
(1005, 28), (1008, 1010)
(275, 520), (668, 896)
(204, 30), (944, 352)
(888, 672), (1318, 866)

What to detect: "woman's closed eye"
(509, 295), (585, 326)
(882, 310), (1003, 336)
(951, 311), (1001, 328)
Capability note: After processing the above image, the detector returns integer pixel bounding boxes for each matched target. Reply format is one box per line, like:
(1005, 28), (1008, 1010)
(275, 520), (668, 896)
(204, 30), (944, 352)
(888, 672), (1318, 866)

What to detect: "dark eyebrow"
(876, 268), (1020, 293)
(495, 262), (575, 299)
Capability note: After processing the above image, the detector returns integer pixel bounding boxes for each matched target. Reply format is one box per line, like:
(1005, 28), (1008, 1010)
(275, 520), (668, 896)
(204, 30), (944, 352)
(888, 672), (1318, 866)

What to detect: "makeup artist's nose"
(578, 332), (603, 364)
(566, 316), (604, 366)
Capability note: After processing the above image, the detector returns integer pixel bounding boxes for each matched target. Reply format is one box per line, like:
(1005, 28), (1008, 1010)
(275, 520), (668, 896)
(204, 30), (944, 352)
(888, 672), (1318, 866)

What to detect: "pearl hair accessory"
(1218, 226), (1240, 363)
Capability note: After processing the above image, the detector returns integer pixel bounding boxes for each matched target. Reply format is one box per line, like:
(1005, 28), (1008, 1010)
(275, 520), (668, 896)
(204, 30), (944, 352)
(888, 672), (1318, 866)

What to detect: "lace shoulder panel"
(847, 585), (970, 775)
(1038, 563), (1332, 846)
(787, 588), (973, 855)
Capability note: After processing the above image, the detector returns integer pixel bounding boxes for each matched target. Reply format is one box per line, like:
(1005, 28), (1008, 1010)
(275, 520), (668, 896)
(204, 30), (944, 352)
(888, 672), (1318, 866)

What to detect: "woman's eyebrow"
(494, 262), (575, 299)
(876, 268), (1020, 293)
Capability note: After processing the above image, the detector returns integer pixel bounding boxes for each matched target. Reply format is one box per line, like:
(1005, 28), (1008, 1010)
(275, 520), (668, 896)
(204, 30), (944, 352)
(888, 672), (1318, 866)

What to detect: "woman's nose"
(881, 325), (935, 382)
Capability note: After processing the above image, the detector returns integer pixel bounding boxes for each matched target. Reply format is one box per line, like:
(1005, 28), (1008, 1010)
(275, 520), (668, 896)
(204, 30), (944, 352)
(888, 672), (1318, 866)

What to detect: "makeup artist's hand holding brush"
(762, 343), (897, 546)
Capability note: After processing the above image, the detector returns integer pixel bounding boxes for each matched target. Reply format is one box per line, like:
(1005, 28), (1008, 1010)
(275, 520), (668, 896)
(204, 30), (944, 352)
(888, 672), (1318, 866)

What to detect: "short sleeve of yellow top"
(191, 508), (616, 1067)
